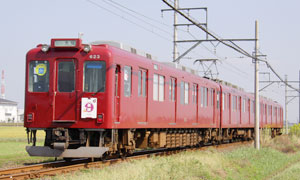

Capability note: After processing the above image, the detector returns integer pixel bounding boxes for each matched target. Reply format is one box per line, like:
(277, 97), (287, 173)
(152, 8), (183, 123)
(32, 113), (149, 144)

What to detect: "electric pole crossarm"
(174, 41), (202, 63)
(161, 7), (207, 12)
(176, 39), (256, 43)
(259, 82), (275, 92)
(287, 96), (297, 104)
(260, 81), (300, 83)
(175, 23), (207, 27)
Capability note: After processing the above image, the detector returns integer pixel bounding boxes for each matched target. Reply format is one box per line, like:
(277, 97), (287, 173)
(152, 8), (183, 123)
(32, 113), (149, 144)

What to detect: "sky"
(0, 0), (299, 123)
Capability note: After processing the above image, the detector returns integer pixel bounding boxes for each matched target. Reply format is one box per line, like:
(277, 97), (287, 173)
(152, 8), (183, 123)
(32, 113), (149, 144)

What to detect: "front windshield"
(84, 61), (106, 92)
(28, 61), (49, 92)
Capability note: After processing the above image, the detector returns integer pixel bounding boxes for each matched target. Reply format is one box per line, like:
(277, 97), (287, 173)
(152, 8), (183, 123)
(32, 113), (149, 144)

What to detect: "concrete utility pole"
(173, 0), (178, 62)
(285, 75), (288, 134)
(254, 21), (260, 150)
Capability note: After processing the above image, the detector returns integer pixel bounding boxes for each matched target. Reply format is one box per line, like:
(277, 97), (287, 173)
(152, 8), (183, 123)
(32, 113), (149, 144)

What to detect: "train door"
(137, 69), (148, 123)
(211, 89), (216, 125)
(114, 65), (121, 122)
(53, 59), (77, 122)
(229, 93), (231, 125)
(170, 77), (176, 123)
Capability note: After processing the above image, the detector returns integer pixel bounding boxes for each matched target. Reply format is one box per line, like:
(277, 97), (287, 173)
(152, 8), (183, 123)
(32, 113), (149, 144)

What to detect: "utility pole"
(299, 70), (300, 124)
(173, 0), (178, 62)
(285, 75), (288, 134)
(254, 21), (260, 150)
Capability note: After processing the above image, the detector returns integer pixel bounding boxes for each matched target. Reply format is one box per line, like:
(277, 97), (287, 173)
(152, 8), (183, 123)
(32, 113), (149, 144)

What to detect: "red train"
(24, 38), (283, 158)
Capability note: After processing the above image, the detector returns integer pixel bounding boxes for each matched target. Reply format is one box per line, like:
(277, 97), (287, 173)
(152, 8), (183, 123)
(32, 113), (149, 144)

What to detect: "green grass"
(271, 161), (300, 180)
(53, 135), (300, 180)
(0, 126), (53, 168)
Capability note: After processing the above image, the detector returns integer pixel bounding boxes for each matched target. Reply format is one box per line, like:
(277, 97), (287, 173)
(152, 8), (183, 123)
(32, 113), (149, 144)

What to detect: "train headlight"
(83, 44), (92, 53)
(41, 44), (50, 52)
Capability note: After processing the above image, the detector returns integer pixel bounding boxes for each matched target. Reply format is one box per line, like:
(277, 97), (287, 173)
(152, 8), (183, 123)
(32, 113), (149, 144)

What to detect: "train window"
(228, 94), (230, 109)
(159, 75), (165, 102)
(124, 66), (132, 97)
(180, 81), (189, 104)
(84, 61), (106, 93)
(58, 61), (75, 92)
(28, 61), (49, 92)
(205, 88), (208, 107)
(138, 69), (147, 97)
(184, 83), (189, 104)
(210, 89), (214, 107)
(142, 71), (147, 97)
(201, 87), (208, 107)
(242, 98), (246, 112)
(180, 82), (184, 104)
(222, 93), (225, 111)
(169, 78), (176, 102)
(232, 96), (237, 112)
(153, 74), (164, 101)
(192, 84), (197, 104)
(169, 79), (172, 101)
(238, 97), (241, 111)
(232, 96), (234, 111)
(138, 71), (142, 96)
(216, 91), (220, 109)
(153, 74), (158, 101)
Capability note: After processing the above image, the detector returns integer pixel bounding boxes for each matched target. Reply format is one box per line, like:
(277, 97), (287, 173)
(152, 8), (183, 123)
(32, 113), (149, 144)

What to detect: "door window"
(58, 61), (75, 92)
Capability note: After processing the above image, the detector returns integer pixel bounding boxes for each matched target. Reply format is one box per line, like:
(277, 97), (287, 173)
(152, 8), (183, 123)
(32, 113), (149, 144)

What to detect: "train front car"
(24, 39), (113, 158)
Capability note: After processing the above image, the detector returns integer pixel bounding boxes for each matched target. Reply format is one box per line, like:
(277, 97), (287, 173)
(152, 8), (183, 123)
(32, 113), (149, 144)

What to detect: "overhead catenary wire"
(162, 0), (300, 93)
(91, 0), (255, 85)
(87, 0), (208, 61)
(187, 31), (251, 78)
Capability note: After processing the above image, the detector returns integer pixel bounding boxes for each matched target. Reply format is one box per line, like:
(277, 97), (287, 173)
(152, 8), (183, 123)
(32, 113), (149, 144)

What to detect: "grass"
(2, 125), (300, 179)
(0, 126), (54, 169)
(53, 134), (300, 180)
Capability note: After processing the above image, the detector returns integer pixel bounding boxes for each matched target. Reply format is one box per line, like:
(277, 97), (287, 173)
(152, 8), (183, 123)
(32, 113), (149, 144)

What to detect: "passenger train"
(24, 38), (283, 158)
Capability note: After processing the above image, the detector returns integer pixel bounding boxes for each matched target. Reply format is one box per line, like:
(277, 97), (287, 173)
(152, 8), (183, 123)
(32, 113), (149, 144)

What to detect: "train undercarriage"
(26, 127), (282, 158)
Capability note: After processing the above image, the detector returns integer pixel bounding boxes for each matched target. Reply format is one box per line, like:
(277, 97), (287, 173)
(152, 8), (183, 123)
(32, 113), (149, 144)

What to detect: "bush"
(289, 124), (300, 137)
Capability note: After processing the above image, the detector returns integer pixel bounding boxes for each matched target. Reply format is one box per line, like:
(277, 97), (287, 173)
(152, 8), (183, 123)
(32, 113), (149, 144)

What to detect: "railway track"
(0, 141), (252, 180)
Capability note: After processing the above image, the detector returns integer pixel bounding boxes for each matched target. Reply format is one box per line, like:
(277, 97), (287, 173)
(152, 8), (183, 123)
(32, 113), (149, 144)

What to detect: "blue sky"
(0, 0), (299, 123)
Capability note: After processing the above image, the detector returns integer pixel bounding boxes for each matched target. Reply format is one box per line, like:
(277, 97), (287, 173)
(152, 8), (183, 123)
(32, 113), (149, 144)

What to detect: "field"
(2, 125), (300, 179)
(0, 126), (54, 169)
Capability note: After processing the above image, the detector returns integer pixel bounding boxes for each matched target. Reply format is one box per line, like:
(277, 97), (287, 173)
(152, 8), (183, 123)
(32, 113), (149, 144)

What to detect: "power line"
(87, 0), (172, 42)
(101, 0), (173, 36)
(106, 0), (172, 29)
(162, 0), (300, 93)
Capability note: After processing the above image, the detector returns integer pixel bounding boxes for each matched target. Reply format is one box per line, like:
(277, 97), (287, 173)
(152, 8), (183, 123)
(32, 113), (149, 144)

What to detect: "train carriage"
(24, 38), (283, 158)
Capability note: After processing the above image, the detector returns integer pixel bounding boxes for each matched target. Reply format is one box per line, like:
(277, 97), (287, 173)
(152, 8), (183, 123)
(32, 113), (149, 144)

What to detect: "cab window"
(28, 61), (49, 92)
(84, 61), (106, 92)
